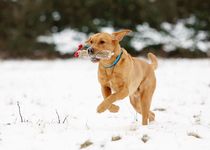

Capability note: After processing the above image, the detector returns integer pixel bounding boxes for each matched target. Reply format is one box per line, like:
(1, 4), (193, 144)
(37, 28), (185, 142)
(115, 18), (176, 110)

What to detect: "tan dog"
(86, 29), (158, 125)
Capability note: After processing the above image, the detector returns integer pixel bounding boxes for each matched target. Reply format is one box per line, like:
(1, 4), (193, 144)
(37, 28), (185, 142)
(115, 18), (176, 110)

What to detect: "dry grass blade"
(111, 136), (121, 141)
(80, 140), (93, 149)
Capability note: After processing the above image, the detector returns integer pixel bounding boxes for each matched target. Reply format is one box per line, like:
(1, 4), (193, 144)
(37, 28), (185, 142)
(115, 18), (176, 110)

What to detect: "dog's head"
(85, 29), (132, 63)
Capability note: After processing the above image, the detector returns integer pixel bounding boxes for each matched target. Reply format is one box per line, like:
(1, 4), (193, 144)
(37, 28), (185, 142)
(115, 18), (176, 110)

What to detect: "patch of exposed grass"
(111, 136), (121, 141)
(153, 108), (166, 111)
(141, 134), (150, 143)
(80, 140), (93, 149)
(187, 132), (201, 139)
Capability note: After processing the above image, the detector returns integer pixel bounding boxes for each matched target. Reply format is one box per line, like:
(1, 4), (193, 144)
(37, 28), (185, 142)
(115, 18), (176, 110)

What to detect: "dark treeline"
(0, 0), (210, 59)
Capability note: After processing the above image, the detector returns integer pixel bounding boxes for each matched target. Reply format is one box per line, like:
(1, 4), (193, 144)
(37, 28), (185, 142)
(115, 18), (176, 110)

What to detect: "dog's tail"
(148, 53), (158, 70)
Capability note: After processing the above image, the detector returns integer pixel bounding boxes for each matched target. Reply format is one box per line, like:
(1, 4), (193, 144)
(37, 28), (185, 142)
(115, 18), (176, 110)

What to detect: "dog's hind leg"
(129, 92), (142, 114)
(130, 88), (155, 125)
(139, 79), (156, 125)
(101, 86), (119, 113)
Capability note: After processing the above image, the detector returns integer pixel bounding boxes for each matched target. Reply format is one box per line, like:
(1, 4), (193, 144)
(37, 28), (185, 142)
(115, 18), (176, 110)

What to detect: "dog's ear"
(112, 29), (132, 41)
(85, 36), (92, 44)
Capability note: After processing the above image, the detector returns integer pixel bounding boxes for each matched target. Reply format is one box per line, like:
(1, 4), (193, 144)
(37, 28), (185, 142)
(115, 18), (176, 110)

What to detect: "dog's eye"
(99, 40), (105, 44)
(90, 40), (93, 44)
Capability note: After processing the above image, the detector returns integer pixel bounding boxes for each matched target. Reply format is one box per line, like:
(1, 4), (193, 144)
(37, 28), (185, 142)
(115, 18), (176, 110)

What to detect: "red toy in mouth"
(74, 44), (83, 57)
(74, 44), (114, 64)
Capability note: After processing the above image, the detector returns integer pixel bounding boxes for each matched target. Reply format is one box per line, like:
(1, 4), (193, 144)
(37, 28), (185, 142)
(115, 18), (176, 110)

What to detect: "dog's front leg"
(97, 86), (128, 113)
(101, 86), (120, 113)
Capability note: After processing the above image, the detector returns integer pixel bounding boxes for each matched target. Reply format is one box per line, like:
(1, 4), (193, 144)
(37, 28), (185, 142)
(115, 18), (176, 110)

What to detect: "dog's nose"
(87, 47), (94, 55)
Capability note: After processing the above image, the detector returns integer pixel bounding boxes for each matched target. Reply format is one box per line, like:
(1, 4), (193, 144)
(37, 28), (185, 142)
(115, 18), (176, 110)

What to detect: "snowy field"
(0, 58), (210, 150)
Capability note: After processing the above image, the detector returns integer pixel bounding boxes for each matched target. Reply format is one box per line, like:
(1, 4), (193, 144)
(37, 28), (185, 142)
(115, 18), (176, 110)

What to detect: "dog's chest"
(105, 70), (123, 92)
(108, 81), (122, 93)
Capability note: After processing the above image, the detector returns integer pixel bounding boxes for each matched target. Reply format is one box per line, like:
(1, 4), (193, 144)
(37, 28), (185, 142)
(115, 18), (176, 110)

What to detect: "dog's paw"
(108, 104), (119, 113)
(97, 101), (109, 113)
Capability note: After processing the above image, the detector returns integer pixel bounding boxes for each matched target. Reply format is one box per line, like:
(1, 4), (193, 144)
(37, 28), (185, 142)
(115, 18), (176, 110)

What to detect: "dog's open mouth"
(90, 57), (100, 63)
(89, 50), (114, 63)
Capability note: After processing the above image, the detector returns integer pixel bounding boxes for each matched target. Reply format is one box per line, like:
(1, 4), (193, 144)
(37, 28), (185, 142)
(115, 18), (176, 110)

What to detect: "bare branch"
(55, 110), (61, 124)
(17, 101), (24, 123)
(85, 121), (90, 130)
(62, 115), (69, 124)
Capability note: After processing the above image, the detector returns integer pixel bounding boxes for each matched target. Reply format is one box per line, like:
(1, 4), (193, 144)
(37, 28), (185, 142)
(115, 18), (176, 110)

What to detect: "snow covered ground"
(0, 58), (210, 150)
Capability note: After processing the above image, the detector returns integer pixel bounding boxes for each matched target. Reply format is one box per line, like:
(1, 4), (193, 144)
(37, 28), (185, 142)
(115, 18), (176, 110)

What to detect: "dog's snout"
(87, 47), (94, 54)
